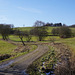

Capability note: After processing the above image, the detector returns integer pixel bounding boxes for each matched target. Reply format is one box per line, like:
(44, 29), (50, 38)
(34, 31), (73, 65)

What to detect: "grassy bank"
(0, 40), (16, 55)
(55, 37), (75, 53)
(0, 40), (37, 62)
(8, 35), (75, 54)
(15, 27), (75, 35)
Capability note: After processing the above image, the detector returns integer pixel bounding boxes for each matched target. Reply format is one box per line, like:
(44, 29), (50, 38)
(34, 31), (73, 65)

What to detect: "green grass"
(70, 28), (75, 36)
(30, 45), (37, 51)
(35, 35), (75, 54)
(47, 27), (58, 32)
(0, 26), (75, 54)
(14, 27), (34, 31)
(0, 39), (37, 62)
(15, 27), (58, 32)
(0, 40), (16, 54)
(55, 37), (75, 53)
(0, 35), (2, 39)
(10, 44), (37, 58)
(9, 35), (38, 42)
(1, 34), (75, 54)
(47, 27), (75, 35)
(70, 27), (75, 33)
(9, 35), (24, 41)
(46, 36), (75, 53)
(9, 35), (75, 54)
(15, 27), (75, 35)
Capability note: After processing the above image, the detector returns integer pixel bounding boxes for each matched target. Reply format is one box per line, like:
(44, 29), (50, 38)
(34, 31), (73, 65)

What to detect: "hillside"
(0, 26), (75, 75)
(15, 26), (75, 35)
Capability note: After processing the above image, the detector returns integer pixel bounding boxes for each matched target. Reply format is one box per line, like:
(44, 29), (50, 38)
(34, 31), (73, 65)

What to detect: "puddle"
(0, 60), (14, 69)
(21, 70), (28, 75)
(42, 62), (45, 65)
(41, 62), (55, 75)
(0, 54), (11, 61)
(0, 61), (29, 75)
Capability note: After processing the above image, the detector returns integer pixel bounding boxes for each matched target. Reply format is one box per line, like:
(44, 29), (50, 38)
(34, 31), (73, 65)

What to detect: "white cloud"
(18, 7), (42, 14)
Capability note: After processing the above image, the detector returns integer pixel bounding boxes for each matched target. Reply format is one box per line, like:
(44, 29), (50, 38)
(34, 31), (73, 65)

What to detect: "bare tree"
(0, 24), (13, 40)
(31, 21), (48, 41)
(14, 29), (25, 46)
(24, 31), (32, 42)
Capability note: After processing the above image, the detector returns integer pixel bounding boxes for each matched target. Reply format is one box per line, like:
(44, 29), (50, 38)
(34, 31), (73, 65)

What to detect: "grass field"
(9, 34), (75, 53)
(1, 26), (75, 51)
(9, 35), (38, 42)
(15, 26), (75, 35)
(0, 26), (75, 61)
(14, 27), (33, 31)
(0, 40), (16, 55)
(55, 37), (75, 53)
(7, 26), (74, 74)
(0, 39), (37, 62)
(15, 26), (75, 53)
(45, 36), (75, 54)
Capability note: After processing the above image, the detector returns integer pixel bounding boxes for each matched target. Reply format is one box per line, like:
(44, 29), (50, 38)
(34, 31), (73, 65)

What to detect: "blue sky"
(0, 0), (75, 27)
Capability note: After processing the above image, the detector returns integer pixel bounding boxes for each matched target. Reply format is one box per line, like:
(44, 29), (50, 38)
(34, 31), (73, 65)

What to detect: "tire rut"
(0, 44), (49, 75)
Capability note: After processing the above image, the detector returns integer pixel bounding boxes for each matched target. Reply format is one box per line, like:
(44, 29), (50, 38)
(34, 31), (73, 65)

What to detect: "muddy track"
(0, 44), (49, 75)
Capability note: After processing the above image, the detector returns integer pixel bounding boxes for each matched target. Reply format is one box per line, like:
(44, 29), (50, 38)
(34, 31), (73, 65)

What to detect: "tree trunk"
(20, 38), (25, 46)
(5, 36), (8, 41)
(2, 36), (5, 40)
(39, 36), (42, 41)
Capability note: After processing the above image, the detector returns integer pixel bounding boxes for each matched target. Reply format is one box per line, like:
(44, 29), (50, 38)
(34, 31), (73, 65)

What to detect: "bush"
(59, 27), (72, 38)
(0, 24), (13, 40)
(31, 21), (48, 41)
(51, 28), (59, 35)
(51, 27), (72, 38)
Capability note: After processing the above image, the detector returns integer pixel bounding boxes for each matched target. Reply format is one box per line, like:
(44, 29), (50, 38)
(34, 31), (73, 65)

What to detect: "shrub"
(51, 27), (72, 38)
(59, 27), (72, 38)
(51, 28), (59, 35)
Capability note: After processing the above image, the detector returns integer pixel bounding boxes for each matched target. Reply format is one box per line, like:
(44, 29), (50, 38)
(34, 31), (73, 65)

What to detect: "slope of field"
(0, 40), (16, 55)
(14, 27), (33, 31)
(0, 45), (49, 75)
(9, 35), (38, 42)
(15, 26), (75, 33)
(0, 27), (75, 54)
(10, 26), (75, 54)
(55, 37), (75, 53)
(9, 35), (75, 54)
(45, 36), (75, 54)
(0, 39), (37, 63)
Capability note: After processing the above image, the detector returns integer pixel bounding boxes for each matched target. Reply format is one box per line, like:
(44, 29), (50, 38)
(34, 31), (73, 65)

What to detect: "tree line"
(0, 21), (74, 45)
(51, 27), (72, 38)
(45, 22), (63, 27)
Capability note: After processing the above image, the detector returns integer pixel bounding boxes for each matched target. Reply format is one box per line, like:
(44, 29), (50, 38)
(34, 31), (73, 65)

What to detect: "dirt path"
(0, 44), (49, 75)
